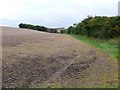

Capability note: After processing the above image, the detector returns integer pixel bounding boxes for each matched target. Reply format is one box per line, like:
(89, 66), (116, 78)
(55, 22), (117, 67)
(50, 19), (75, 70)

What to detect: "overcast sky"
(0, 0), (119, 28)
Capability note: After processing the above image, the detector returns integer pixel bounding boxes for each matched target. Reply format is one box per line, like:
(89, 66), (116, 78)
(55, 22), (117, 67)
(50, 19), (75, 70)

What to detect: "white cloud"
(0, 0), (119, 27)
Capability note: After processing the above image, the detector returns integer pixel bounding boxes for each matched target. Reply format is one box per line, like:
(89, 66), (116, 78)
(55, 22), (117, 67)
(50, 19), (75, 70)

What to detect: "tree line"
(67, 16), (120, 39)
(18, 23), (57, 33)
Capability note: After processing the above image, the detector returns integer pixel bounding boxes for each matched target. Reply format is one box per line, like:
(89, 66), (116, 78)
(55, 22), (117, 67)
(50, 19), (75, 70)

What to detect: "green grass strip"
(70, 34), (118, 62)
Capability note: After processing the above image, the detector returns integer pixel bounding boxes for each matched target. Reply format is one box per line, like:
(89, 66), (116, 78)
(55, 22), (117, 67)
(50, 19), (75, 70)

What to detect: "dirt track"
(2, 26), (118, 88)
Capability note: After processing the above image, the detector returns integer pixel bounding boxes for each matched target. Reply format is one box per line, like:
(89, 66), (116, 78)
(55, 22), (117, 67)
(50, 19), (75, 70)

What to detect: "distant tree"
(67, 26), (74, 34)
(19, 23), (26, 28)
(60, 30), (63, 34)
(18, 23), (48, 32)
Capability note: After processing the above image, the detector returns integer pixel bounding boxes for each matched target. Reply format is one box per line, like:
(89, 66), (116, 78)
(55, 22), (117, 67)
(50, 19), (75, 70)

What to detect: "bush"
(67, 16), (120, 39)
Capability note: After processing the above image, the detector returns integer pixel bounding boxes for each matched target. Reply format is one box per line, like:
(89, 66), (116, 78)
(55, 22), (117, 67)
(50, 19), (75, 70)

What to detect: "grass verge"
(70, 34), (118, 63)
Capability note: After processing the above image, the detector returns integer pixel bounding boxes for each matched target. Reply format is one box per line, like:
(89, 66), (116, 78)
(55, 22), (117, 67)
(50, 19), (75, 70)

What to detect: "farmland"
(2, 26), (118, 88)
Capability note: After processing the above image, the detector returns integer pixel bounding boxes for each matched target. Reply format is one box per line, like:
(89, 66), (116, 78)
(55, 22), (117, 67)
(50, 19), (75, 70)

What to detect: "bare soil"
(2, 26), (118, 88)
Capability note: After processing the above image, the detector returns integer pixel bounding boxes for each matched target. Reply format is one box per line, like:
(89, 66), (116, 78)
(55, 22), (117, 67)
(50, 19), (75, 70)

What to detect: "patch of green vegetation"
(47, 84), (60, 88)
(37, 83), (68, 90)
(79, 84), (118, 88)
(46, 84), (68, 88)
(70, 34), (118, 62)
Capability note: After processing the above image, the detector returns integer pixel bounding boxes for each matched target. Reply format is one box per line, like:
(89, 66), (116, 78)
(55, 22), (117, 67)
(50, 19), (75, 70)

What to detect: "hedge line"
(67, 16), (120, 39)
(19, 23), (58, 33)
(19, 23), (48, 32)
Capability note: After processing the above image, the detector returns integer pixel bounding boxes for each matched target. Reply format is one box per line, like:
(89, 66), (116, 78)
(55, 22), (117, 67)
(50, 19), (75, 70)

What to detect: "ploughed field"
(2, 26), (118, 88)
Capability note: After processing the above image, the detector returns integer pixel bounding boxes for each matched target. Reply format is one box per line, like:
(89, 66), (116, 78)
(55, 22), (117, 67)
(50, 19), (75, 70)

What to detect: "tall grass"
(70, 34), (118, 62)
